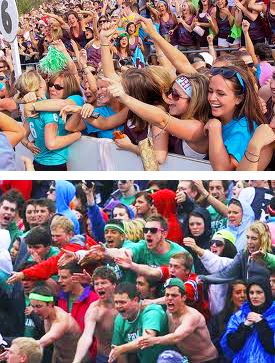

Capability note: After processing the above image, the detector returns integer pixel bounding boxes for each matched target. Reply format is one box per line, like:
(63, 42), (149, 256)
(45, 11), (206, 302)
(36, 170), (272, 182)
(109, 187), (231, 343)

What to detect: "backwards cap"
(164, 278), (185, 294)
(213, 229), (235, 245)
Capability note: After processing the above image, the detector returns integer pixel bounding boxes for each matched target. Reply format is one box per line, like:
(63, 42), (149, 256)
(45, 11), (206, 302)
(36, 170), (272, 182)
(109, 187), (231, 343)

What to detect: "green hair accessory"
(104, 223), (125, 234)
(29, 293), (54, 302)
(38, 46), (68, 75)
(118, 32), (130, 40)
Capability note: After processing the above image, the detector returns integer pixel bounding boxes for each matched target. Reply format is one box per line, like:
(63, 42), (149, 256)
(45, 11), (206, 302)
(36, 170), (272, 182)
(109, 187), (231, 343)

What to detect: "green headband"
(29, 293), (54, 302)
(104, 224), (125, 234)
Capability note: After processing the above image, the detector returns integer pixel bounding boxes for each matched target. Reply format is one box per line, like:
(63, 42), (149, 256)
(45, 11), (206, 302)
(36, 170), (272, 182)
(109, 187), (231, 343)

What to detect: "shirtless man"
(29, 285), (82, 363)
(72, 266), (120, 363)
(139, 278), (218, 363)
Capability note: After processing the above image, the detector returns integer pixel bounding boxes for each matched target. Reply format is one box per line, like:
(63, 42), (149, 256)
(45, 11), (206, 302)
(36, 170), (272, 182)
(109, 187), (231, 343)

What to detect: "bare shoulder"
(181, 306), (203, 325)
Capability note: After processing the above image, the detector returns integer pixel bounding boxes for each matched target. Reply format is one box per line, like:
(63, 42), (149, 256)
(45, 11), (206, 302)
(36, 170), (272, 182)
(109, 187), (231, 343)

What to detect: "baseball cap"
(212, 229), (235, 245)
(164, 278), (185, 294)
(157, 350), (188, 363)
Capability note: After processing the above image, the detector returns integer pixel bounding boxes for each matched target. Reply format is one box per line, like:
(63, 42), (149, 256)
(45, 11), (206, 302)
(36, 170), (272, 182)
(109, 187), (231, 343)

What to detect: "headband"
(29, 293), (54, 302)
(104, 224), (125, 234)
(175, 76), (192, 98)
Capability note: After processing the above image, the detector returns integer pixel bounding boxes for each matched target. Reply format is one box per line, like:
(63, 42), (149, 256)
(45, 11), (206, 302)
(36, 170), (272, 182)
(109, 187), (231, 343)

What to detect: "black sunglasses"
(98, 19), (107, 24)
(246, 63), (254, 68)
(210, 67), (246, 93)
(143, 227), (164, 234)
(48, 82), (64, 90)
(210, 239), (224, 247)
(48, 187), (56, 193)
(0, 76), (6, 81)
(166, 87), (189, 102)
(118, 180), (127, 184)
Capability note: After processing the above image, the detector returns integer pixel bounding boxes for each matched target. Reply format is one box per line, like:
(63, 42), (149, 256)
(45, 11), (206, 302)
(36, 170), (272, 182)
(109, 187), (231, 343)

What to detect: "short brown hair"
(48, 71), (81, 99)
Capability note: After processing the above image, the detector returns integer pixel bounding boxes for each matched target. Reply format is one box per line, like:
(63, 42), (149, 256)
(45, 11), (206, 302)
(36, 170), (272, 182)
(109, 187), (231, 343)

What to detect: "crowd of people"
(0, 179), (274, 363)
(0, 0), (275, 170)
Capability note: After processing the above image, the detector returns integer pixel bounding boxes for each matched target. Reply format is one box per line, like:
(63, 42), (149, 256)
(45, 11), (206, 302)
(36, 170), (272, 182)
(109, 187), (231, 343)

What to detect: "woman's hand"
(59, 105), (82, 122)
(79, 49), (88, 68)
(114, 134), (133, 150)
(138, 16), (158, 37)
(24, 103), (39, 119)
(183, 237), (199, 251)
(249, 124), (275, 150)
(99, 22), (118, 42)
(106, 77), (127, 99)
(81, 103), (95, 119)
(27, 141), (41, 155)
(23, 92), (37, 103)
(204, 118), (222, 136)
(246, 312), (263, 324)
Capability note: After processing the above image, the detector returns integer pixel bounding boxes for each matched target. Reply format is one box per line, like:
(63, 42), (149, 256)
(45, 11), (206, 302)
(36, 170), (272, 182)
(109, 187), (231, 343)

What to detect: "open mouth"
(167, 303), (174, 310)
(97, 291), (106, 297)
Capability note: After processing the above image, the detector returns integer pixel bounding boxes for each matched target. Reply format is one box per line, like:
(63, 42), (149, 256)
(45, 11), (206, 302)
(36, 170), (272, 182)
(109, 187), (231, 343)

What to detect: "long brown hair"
(122, 67), (172, 132)
(48, 71), (81, 99)
(211, 65), (267, 131)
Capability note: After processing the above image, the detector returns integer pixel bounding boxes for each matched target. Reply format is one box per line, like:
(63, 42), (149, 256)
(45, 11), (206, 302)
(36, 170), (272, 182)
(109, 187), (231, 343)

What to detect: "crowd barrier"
(15, 136), (213, 171)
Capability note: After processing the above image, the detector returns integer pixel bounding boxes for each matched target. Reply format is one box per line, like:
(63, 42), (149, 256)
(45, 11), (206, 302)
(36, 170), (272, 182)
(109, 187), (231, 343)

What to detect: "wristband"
(32, 103), (36, 111)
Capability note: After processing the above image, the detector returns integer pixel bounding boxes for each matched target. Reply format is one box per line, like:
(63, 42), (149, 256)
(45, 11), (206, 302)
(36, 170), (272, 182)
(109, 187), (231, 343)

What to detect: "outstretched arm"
(0, 112), (25, 147)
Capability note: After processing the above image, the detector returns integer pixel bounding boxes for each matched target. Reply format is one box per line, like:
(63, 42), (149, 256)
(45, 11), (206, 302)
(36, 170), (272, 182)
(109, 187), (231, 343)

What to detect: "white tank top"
(182, 139), (207, 160)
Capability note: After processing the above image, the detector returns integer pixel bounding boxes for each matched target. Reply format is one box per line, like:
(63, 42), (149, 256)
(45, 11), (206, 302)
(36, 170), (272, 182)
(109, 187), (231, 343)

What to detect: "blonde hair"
(12, 337), (42, 363)
(147, 65), (174, 101)
(15, 70), (40, 97)
(123, 218), (146, 242)
(246, 221), (272, 254)
(175, 72), (209, 124)
(50, 215), (74, 234)
(48, 71), (81, 99)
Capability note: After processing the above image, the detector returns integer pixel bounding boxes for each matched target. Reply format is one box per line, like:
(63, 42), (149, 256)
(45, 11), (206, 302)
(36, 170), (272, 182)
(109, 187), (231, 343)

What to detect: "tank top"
(124, 119), (148, 144)
(159, 14), (176, 37)
(175, 16), (195, 46)
(216, 8), (231, 38)
(267, 3), (275, 33)
(86, 43), (101, 69)
(129, 36), (139, 56)
(169, 135), (207, 159)
(70, 22), (87, 48)
(198, 7), (213, 45)
(244, 14), (266, 41)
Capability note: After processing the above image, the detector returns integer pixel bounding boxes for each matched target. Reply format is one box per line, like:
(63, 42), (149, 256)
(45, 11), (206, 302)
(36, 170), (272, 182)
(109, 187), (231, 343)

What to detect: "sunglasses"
(118, 180), (127, 184)
(48, 187), (56, 193)
(210, 239), (224, 247)
(48, 82), (64, 90)
(166, 87), (189, 102)
(98, 20), (107, 24)
(246, 63), (254, 69)
(210, 67), (246, 93)
(0, 76), (6, 81)
(143, 227), (164, 234)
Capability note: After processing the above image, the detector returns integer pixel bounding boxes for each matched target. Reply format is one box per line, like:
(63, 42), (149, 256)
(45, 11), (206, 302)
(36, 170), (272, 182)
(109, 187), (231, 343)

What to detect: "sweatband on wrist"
(104, 223), (125, 234)
(29, 293), (54, 302)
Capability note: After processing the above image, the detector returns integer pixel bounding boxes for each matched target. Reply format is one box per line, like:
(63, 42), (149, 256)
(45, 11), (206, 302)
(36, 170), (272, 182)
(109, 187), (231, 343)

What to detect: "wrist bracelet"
(32, 103), (36, 111)
(246, 150), (260, 157)
(244, 152), (260, 163)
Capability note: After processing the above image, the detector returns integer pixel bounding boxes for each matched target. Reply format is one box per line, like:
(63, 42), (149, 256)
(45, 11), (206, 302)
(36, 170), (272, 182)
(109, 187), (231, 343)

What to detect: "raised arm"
(139, 16), (196, 74)
(72, 306), (97, 363)
(100, 23), (119, 80)
(108, 78), (205, 143)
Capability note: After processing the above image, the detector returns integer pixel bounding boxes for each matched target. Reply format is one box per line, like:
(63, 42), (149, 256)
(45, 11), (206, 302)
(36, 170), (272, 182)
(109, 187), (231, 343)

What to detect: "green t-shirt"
(119, 195), (136, 206)
(207, 205), (227, 234)
(106, 240), (137, 284)
(24, 296), (35, 338)
(126, 240), (188, 267)
(112, 304), (169, 363)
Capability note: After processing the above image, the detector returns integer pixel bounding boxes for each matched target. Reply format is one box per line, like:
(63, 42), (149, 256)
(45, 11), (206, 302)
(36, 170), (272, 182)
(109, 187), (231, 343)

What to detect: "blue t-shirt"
(84, 105), (124, 139)
(222, 116), (257, 163)
(29, 95), (84, 166)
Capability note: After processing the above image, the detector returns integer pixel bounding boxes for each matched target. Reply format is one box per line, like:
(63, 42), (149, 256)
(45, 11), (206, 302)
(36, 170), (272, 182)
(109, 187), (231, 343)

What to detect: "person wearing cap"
(139, 278), (218, 363)
(198, 221), (273, 291)
(184, 229), (237, 315)
(29, 285), (83, 363)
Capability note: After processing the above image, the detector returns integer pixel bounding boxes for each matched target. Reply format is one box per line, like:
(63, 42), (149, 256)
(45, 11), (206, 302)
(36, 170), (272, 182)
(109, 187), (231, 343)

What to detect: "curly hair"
(246, 221), (272, 254)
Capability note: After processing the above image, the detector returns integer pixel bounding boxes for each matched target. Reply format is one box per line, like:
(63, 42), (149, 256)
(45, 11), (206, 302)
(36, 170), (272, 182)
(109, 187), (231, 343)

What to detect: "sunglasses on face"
(48, 82), (64, 90)
(210, 67), (246, 93)
(0, 76), (6, 81)
(210, 239), (224, 247)
(48, 187), (56, 193)
(246, 62), (254, 68)
(98, 19), (107, 24)
(166, 87), (189, 102)
(143, 227), (164, 234)
(118, 180), (127, 184)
